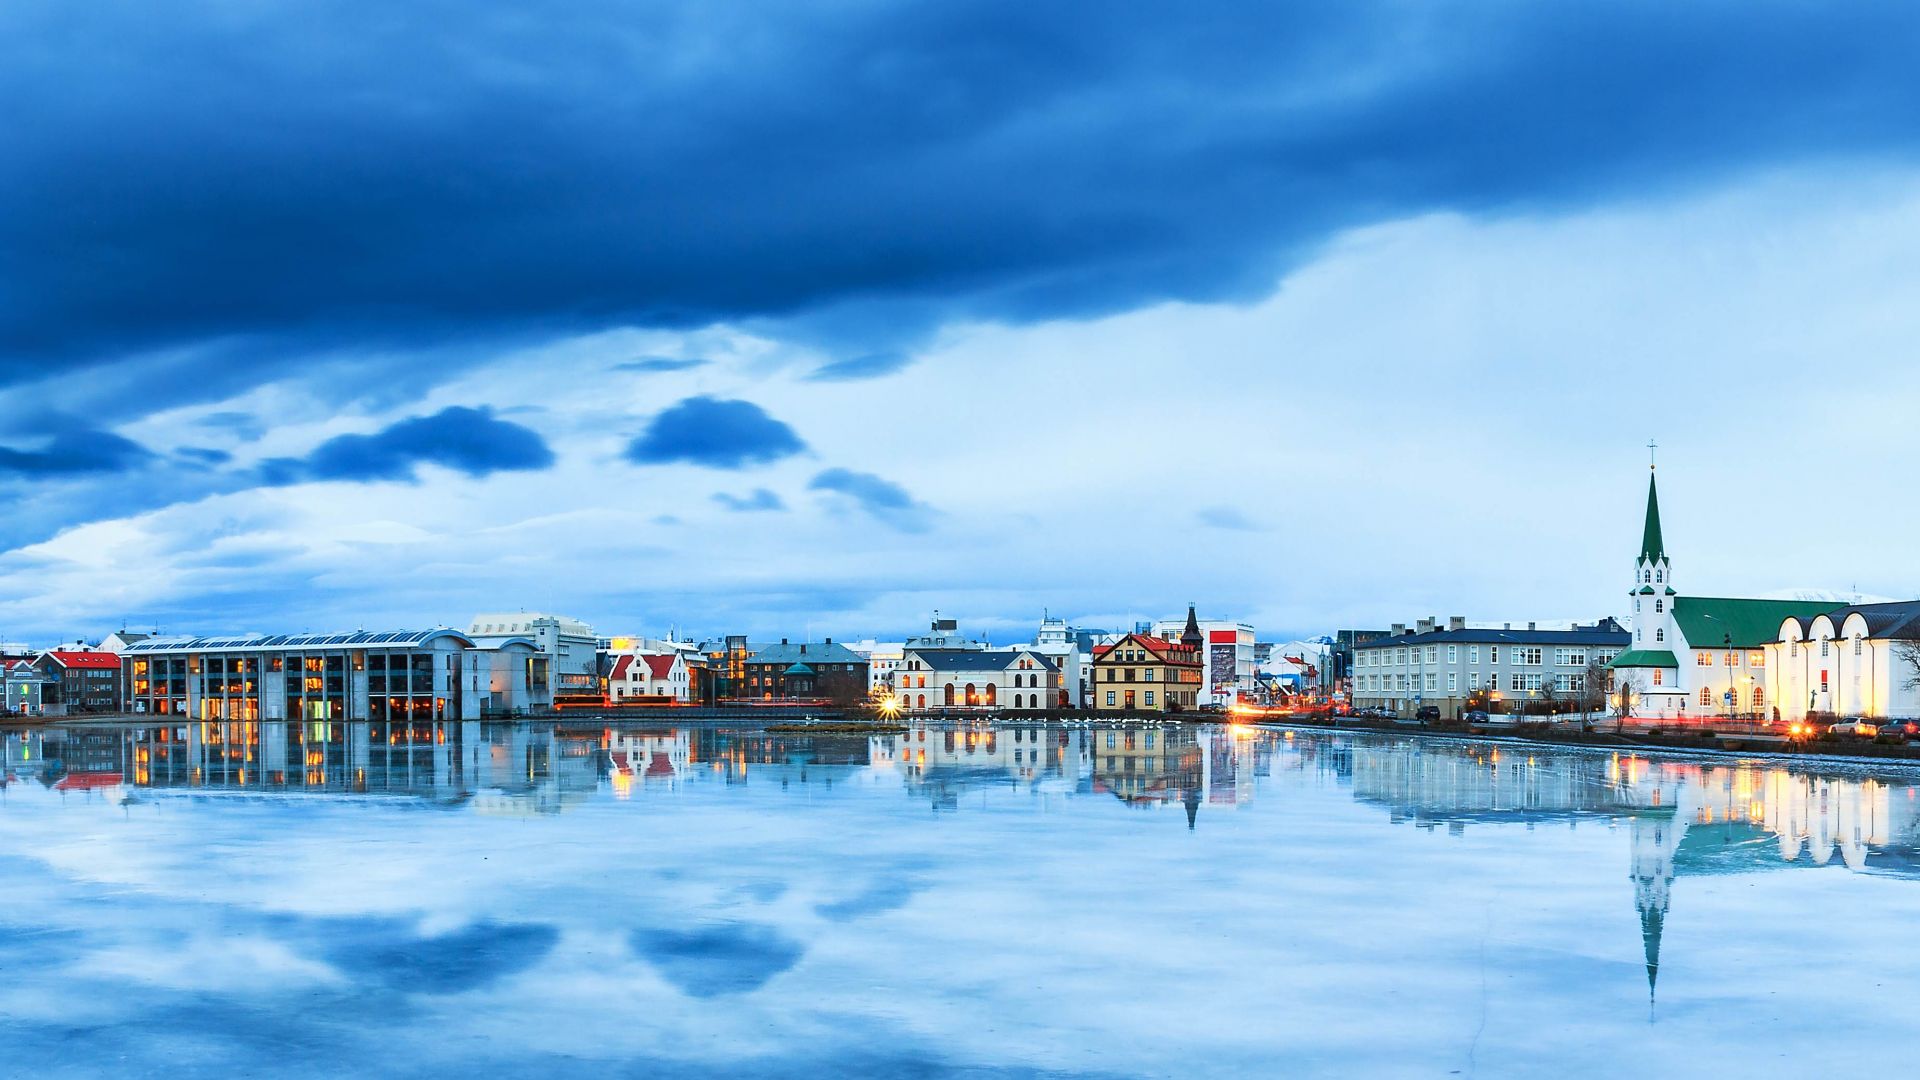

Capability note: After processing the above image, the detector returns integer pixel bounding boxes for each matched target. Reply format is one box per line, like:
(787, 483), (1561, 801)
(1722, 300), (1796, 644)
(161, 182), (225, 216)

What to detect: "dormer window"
(1655, 569), (1664, 583)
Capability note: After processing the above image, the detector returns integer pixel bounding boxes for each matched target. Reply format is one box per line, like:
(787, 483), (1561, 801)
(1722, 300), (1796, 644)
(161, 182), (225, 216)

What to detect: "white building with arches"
(893, 648), (1062, 712)
(1772, 603), (1920, 722)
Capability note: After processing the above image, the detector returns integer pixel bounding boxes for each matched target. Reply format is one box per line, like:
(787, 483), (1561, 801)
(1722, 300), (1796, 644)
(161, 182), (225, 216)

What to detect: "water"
(4, 719), (1919, 1077)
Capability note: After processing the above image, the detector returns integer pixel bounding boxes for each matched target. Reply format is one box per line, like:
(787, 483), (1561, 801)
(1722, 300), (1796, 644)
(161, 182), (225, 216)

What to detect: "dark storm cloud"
(713, 488), (787, 512)
(258, 406), (555, 485)
(6, 1), (1920, 389)
(808, 468), (933, 533)
(0, 427), (153, 476)
(624, 396), (807, 469)
(806, 352), (914, 382)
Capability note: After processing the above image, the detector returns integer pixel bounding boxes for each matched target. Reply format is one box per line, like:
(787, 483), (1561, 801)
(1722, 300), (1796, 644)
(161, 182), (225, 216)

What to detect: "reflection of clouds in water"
(324, 918), (560, 995)
(814, 876), (922, 921)
(631, 922), (805, 998)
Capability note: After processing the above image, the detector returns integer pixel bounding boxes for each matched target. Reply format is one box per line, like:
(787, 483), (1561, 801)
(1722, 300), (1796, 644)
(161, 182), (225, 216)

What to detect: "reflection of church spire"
(1639, 899), (1665, 1000)
(1628, 805), (1684, 1005)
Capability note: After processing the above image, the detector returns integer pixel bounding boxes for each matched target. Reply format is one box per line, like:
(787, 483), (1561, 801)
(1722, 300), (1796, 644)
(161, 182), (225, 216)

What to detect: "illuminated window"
(1652, 670), (1664, 686)
(1699, 688), (1713, 706)
(1751, 685), (1765, 710)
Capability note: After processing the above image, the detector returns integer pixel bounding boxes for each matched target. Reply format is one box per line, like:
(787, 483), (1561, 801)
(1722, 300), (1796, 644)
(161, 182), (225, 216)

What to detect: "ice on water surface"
(3, 719), (1919, 1077)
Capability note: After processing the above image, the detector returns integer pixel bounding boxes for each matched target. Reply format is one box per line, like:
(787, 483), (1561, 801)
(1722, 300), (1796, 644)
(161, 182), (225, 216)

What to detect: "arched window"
(917, 694), (926, 708)
(1699, 687), (1712, 707)
(1655, 629), (1664, 642)
(1855, 637), (1863, 656)
(1655, 599), (1663, 613)
(1750, 685), (1765, 710)
(943, 684), (955, 707)
(1820, 640), (1829, 657)
(964, 683), (977, 706)
(1643, 569), (1651, 584)
(984, 684), (996, 707)
(1656, 569), (1664, 583)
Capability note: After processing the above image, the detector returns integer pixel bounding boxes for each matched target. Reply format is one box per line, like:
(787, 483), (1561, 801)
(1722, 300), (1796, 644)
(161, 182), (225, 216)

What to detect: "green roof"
(1640, 472), (1666, 565)
(1609, 649), (1678, 669)
(1672, 596), (1837, 649)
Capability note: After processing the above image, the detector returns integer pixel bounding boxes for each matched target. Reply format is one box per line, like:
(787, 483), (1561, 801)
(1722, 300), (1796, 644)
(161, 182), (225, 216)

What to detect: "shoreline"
(1261, 717), (1920, 772)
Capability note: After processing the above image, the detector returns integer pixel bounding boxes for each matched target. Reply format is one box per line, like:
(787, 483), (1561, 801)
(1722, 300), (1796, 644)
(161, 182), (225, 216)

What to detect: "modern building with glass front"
(121, 630), (549, 721)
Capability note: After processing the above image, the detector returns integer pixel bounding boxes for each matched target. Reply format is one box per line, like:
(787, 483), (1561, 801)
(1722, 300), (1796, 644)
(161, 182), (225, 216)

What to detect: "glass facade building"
(122, 630), (546, 722)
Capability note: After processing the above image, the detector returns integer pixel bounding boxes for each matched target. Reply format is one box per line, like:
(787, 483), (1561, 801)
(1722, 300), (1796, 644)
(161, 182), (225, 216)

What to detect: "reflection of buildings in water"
(1349, 739), (1920, 997)
(465, 724), (604, 815)
(1089, 725), (1206, 826)
(685, 727), (873, 787)
(606, 729), (691, 797)
(10, 721), (617, 814)
(871, 723), (1091, 809)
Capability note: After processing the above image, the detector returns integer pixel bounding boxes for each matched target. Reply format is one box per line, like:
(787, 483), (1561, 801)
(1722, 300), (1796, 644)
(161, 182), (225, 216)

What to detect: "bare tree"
(1613, 672), (1641, 733)
(1580, 658), (1612, 731)
(1897, 640), (1920, 694)
(1536, 673), (1563, 718)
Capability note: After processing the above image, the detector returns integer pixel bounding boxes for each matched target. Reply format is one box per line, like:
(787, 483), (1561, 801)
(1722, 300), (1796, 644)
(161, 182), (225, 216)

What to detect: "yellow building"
(1090, 632), (1203, 713)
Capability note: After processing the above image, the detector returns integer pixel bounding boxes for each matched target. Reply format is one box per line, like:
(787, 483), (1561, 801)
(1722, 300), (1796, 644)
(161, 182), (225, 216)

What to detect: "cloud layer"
(7, 1), (1920, 390)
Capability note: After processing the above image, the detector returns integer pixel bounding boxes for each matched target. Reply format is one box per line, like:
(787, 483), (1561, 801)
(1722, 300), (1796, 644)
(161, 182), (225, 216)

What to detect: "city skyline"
(7, 3), (1920, 642)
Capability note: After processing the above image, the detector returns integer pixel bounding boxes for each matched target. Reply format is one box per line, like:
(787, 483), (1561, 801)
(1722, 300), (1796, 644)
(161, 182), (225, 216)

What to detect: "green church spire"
(1640, 469), (1665, 566)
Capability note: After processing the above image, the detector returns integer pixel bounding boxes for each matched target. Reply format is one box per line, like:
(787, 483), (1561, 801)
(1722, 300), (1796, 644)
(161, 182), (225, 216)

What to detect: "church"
(1607, 467), (1833, 722)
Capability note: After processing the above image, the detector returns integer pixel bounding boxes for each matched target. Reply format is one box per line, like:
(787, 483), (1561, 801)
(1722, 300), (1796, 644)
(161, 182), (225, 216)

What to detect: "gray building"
(1351, 617), (1627, 718)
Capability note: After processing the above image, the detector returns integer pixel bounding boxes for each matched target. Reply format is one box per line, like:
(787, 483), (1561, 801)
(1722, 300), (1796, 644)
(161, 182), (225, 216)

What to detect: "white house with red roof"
(608, 651), (691, 703)
(34, 649), (122, 715)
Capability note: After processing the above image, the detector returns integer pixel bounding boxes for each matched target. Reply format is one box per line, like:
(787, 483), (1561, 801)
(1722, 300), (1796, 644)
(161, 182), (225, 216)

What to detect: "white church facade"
(1608, 469), (1833, 723)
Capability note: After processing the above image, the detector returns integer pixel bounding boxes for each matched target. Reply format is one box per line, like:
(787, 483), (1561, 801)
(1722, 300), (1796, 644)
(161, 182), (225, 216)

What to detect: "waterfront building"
(844, 639), (907, 695)
(1772, 601), (1920, 721)
(5, 660), (47, 716)
(607, 651), (692, 703)
(893, 647), (1060, 711)
(1608, 470), (1833, 722)
(120, 629), (548, 721)
(1352, 617), (1627, 718)
(98, 630), (151, 654)
(1150, 612), (1257, 707)
(468, 613), (599, 703)
(1089, 629), (1203, 713)
(33, 649), (123, 715)
(740, 640), (868, 701)
(1030, 616), (1089, 708)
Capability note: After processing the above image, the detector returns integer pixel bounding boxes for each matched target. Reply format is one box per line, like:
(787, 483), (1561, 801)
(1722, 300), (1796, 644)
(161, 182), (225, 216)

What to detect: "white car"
(1830, 719), (1879, 737)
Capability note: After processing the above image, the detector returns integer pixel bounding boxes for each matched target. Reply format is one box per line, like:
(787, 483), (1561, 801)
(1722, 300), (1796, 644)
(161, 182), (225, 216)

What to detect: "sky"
(5, 1), (1920, 646)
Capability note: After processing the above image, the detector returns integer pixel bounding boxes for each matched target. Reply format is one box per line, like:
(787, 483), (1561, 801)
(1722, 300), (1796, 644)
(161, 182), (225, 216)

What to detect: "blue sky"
(4, 1), (1920, 644)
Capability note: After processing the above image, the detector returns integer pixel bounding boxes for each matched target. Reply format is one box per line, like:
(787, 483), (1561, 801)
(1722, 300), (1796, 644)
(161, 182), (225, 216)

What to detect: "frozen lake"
(4, 718), (1919, 1077)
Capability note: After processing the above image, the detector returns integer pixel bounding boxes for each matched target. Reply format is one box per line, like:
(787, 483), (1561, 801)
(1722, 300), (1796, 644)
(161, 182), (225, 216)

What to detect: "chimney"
(800, 644), (807, 655)
(1448, 616), (1465, 631)
(1416, 618), (1434, 634)
(1503, 623), (1511, 631)
(1390, 623), (1406, 636)
(824, 637), (832, 645)
(1527, 622), (1536, 631)
(781, 638), (789, 646)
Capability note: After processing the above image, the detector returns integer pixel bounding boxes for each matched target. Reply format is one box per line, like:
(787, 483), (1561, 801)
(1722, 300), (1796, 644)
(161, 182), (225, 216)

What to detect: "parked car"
(1830, 718), (1880, 737)
(1883, 719), (1920, 737)
(1415, 705), (1441, 722)
(1463, 709), (1491, 724)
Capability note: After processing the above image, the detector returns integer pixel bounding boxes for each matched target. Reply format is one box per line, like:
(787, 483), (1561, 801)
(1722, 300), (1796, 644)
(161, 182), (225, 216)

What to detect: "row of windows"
(1695, 650), (1767, 668)
(1358, 646), (1616, 668)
